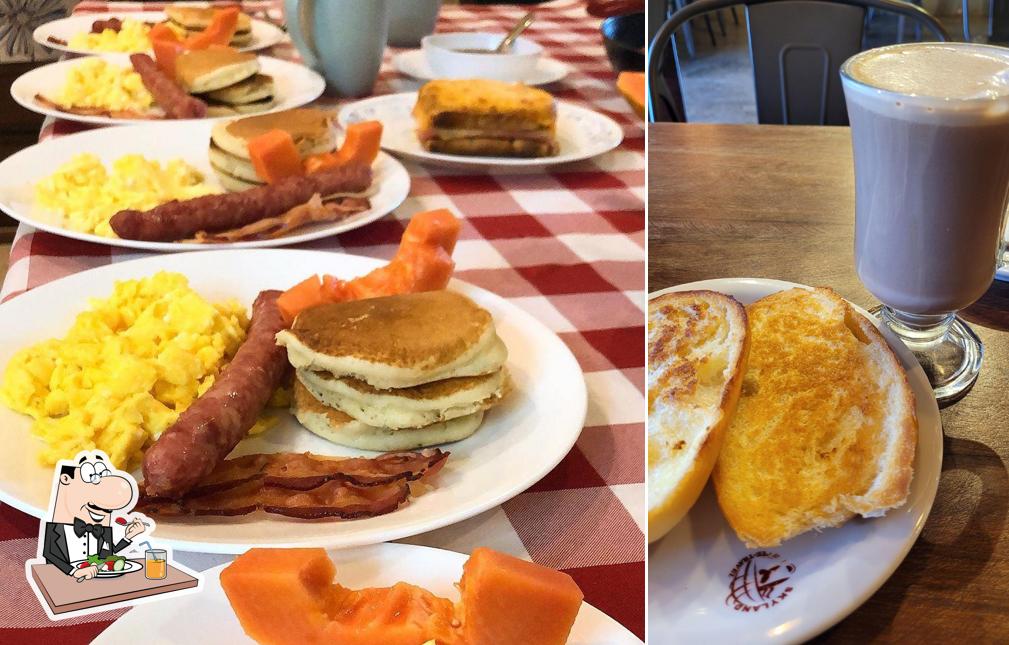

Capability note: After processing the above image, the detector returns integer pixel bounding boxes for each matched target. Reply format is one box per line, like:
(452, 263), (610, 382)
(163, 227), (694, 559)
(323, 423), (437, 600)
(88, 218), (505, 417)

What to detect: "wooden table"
(649, 123), (1009, 642)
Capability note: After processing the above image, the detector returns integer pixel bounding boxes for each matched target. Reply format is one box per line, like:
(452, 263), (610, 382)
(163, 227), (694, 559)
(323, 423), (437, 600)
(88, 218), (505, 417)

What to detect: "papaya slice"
(152, 37), (185, 79)
(222, 549), (459, 645)
(400, 208), (462, 255)
(148, 23), (179, 43)
(459, 547), (584, 645)
(220, 548), (336, 645)
(322, 582), (458, 645)
(276, 209), (462, 323)
(394, 243), (455, 294)
(617, 71), (646, 119)
(184, 7), (240, 49)
(304, 121), (384, 174)
(276, 275), (324, 325)
(248, 129), (306, 184)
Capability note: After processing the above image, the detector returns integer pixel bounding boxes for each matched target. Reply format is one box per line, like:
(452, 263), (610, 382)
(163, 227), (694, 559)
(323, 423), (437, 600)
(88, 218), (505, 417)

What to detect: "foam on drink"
(847, 43), (1009, 100)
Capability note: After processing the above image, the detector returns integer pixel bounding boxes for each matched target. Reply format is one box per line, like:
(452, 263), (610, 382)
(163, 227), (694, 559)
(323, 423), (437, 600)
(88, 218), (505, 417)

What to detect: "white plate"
(70, 559), (144, 578)
(339, 92), (624, 170)
(94, 543), (642, 644)
(0, 121), (409, 251)
(0, 250), (587, 554)
(393, 49), (570, 86)
(647, 278), (942, 645)
(11, 54), (324, 126)
(33, 11), (286, 55)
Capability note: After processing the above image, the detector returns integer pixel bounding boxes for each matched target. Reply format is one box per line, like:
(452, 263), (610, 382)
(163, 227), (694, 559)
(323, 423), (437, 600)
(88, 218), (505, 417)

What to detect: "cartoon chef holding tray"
(40, 452), (148, 581)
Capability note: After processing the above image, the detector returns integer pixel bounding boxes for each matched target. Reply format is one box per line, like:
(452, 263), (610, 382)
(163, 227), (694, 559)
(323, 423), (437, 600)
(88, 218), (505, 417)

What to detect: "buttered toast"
(648, 290), (749, 543)
(713, 287), (917, 548)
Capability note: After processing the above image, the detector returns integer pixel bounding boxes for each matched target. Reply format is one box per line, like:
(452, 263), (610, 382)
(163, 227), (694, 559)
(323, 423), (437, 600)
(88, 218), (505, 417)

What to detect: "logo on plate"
(726, 551), (796, 612)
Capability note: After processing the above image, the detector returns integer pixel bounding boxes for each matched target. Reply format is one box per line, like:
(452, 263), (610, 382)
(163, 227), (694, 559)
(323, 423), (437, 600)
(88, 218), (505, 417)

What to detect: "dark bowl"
(601, 12), (645, 74)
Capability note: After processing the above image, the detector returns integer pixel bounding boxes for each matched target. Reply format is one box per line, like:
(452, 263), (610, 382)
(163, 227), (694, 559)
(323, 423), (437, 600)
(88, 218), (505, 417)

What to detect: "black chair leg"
(716, 9), (727, 36)
(730, 6), (739, 24)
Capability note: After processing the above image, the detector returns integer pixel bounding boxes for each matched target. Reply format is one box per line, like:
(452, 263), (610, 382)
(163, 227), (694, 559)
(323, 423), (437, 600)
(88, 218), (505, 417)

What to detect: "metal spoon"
(495, 12), (536, 53)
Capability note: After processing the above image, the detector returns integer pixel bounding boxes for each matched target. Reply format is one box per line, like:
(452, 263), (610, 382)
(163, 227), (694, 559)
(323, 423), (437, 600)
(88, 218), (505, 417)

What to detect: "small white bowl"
(422, 32), (542, 82)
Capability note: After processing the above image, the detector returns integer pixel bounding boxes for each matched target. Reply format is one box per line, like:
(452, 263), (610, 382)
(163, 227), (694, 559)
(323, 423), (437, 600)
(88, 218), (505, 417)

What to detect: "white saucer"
(393, 49), (570, 86)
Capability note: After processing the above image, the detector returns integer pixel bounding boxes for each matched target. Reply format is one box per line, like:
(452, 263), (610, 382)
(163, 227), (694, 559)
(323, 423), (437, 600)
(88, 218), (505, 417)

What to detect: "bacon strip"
(47, 36), (68, 46)
(193, 449), (447, 494)
(139, 479), (411, 519)
(185, 194), (371, 243)
(34, 94), (161, 120)
(137, 450), (448, 519)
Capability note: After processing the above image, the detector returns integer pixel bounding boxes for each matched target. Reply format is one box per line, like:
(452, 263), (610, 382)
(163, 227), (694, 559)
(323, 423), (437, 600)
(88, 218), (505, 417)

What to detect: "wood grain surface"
(649, 123), (1009, 642)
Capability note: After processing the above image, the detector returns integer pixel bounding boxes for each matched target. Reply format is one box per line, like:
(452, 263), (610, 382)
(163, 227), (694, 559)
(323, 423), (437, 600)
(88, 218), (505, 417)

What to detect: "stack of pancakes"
(276, 291), (510, 451)
(175, 47), (274, 116)
(165, 5), (254, 48)
(209, 108), (336, 191)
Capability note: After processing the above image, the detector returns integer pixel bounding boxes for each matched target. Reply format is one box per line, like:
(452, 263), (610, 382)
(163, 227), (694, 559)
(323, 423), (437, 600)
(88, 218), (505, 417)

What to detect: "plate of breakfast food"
(646, 278), (942, 644)
(96, 544), (642, 644)
(0, 108), (406, 250)
(338, 81), (624, 170)
(0, 217), (587, 553)
(11, 48), (323, 125)
(70, 556), (143, 578)
(392, 49), (571, 86)
(34, 6), (286, 55)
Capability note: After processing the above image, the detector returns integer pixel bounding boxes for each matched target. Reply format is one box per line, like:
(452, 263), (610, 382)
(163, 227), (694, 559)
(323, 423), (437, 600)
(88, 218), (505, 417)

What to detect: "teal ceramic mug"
(284, 0), (390, 97)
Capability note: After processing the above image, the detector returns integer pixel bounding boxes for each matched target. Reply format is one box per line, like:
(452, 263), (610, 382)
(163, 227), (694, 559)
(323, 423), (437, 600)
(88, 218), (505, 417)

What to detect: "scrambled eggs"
(0, 272), (249, 470)
(67, 18), (152, 53)
(35, 153), (219, 237)
(57, 58), (153, 112)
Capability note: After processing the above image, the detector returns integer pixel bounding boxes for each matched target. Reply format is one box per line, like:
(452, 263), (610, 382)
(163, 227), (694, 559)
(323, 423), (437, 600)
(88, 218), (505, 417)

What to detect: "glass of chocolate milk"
(841, 43), (1009, 403)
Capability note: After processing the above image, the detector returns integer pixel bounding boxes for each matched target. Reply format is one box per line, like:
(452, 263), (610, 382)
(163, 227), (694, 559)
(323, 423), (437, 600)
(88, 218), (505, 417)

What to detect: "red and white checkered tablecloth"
(0, 1), (644, 642)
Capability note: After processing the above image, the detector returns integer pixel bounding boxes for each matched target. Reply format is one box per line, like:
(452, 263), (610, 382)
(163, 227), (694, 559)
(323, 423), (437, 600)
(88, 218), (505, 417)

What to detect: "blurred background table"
(0, 2), (644, 642)
(649, 122), (1009, 642)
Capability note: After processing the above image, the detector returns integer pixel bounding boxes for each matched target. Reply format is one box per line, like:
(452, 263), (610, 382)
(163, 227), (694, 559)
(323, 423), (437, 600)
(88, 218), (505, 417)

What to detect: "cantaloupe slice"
(459, 548), (584, 645)
(220, 548), (336, 645)
(617, 71), (646, 119)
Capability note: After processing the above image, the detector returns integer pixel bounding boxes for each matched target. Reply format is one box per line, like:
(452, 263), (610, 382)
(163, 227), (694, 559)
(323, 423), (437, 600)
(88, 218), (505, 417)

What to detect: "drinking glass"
(145, 549), (167, 580)
(840, 43), (1009, 404)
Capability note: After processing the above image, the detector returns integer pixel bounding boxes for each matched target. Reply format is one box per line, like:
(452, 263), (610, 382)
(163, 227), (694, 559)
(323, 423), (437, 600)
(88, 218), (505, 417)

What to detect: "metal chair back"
(648, 0), (950, 123)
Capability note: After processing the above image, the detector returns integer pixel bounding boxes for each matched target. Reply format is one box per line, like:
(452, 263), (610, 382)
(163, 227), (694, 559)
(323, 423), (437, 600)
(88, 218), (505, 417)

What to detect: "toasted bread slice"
(648, 290), (749, 543)
(713, 287), (917, 548)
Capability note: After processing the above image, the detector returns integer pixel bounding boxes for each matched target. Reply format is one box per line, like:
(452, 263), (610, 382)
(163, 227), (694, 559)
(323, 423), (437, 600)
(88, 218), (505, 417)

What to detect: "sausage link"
(110, 163), (372, 242)
(92, 18), (123, 33)
(142, 290), (289, 498)
(130, 53), (207, 119)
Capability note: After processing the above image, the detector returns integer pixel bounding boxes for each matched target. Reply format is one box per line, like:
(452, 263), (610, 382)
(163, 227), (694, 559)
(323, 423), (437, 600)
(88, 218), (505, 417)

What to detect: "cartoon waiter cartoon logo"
(25, 450), (200, 620)
(43, 452), (147, 580)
